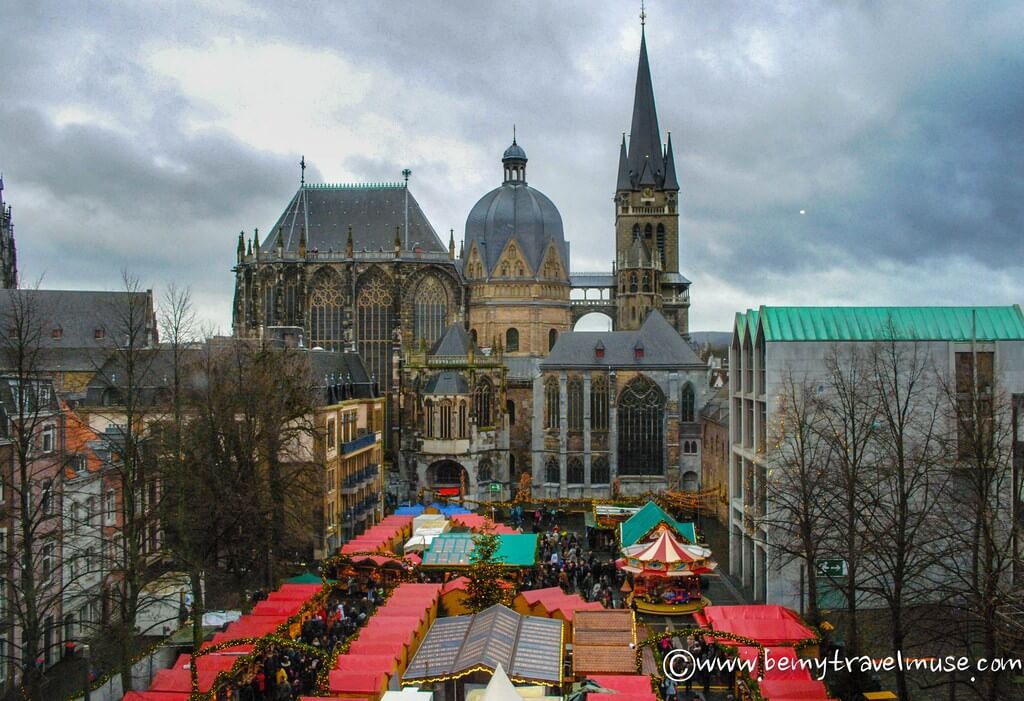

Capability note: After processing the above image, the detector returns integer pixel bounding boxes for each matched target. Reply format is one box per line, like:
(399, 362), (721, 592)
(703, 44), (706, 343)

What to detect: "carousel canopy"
(404, 604), (563, 685)
(618, 529), (716, 576)
(619, 501), (696, 547)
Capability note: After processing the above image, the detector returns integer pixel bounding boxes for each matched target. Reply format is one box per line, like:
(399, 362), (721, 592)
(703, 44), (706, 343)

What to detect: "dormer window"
(94, 328), (106, 340)
(51, 327), (63, 340)
(595, 341), (605, 360)
(634, 342), (644, 360)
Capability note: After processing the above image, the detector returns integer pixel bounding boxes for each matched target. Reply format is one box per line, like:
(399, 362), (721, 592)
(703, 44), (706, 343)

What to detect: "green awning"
(421, 533), (538, 567)
(285, 572), (326, 584)
(619, 501), (696, 547)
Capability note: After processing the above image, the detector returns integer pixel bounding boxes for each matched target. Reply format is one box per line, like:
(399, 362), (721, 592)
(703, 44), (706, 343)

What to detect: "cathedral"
(231, 25), (707, 501)
(0, 177), (18, 289)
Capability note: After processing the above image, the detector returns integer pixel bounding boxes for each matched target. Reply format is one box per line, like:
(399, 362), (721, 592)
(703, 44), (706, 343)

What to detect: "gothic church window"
(414, 276), (448, 345)
(545, 457), (559, 484)
(617, 375), (665, 475)
(458, 401), (468, 437)
(681, 382), (696, 422)
(474, 378), (493, 427)
(440, 400), (452, 439)
(642, 273), (651, 292)
(567, 457), (584, 484)
(656, 224), (666, 268)
(591, 375), (608, 431)
(262, 281), (276, 326)
(424, 399), (434, 437)
(629, 274), (638, 293)
(592, 456), (610, 484)
(356, 275), (394, 386)
(545, 377), (560, 430)
(567, 376), (583, 432)
(632, 224), (641, 241)
(310, 275), (345, 351)
(644, 223), (652, 240)
(506, 328), (519, 352)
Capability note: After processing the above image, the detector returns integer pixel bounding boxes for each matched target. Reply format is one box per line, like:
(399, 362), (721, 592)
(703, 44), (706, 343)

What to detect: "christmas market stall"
(420, 533), (538, 571)
(403, 604), (564, 696)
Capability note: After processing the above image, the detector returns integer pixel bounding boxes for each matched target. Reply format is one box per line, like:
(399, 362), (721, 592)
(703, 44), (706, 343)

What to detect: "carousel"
(617, 526), (717, 615)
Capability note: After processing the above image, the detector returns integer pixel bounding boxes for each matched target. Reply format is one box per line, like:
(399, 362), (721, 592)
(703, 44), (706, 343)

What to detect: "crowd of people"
(524, 527), (628, 608)
(659, 634), (733, 701)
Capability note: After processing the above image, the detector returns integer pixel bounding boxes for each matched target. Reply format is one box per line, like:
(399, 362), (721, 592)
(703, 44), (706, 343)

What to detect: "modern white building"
(728, 305), (1024, 609)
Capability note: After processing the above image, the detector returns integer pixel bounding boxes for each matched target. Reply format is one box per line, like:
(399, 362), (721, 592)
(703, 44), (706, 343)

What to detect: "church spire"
(626, 28), (665, 189)
(663, 131), (679, 191)
(616, 133), (631, 191)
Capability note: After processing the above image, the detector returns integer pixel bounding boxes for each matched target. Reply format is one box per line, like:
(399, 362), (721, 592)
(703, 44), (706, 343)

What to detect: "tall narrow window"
(548, 329), (558, 351)
(681, 382), (695, 422)
(478, 459), (493, 483)
(413, 276), (448, 345)
(545, 377), (560, 429)
(356, 275), (394, 387)
(505, 328), (519, 352)
(474, 379), (493, 427)
(644, 223), (652, 240)
(567, 376), (583, 432)
(458, 401), (468, 437)
(284, 276), (299, 326)
(262, 279), (276, 326)
(424, 399), (434, 437)
(506, 400), (515, 426)
(632, 224), (641, 241)
(656, 224), (666, 268)
(591, 375), (609, 431)
(617, 375), (665, 475)
(591, 456), (610, 484)
(440, 400), (452, 439)
(310, 274), (345, 351)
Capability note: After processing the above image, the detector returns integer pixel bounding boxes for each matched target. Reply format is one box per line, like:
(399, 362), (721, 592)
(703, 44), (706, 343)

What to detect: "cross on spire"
(300, 155), (306, 185)
(640, 0), (647, 29)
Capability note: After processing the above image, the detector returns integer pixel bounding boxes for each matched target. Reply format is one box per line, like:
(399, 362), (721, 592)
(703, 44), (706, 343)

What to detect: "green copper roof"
(421, 533), (538, 568)
(619, 501), (696, 547)
(735, 305), (1024, 343)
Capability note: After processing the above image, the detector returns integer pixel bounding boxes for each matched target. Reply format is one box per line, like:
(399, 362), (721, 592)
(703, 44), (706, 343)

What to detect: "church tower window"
(506, 328), (519, 352)
(548, 329), (558, 350)
(474, 378), (493, 427)
(656, 224), (666, 268)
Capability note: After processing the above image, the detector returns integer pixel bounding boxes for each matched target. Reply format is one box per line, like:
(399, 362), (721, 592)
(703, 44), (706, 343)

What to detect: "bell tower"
(613, 24), (690, 334)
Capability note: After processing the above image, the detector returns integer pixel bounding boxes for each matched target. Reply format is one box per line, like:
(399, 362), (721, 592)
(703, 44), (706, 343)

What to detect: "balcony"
(342, 433), (378, 456)
(340, 464), (380, 495)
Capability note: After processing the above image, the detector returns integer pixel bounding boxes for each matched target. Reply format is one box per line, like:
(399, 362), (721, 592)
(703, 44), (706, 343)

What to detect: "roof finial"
(640, 0), (647, 32)
(300, 155), (306, 185)
(513, 124), (517, 145)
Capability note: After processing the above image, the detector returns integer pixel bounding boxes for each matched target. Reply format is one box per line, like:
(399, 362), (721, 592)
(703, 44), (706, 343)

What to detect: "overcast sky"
(1, 1), (1022, 333)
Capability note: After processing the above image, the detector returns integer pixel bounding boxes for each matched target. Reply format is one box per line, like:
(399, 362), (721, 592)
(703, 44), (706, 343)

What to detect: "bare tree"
(859, 335), (951, 701)
(760, 372), (834, 625)
(816, 344), (881, 657)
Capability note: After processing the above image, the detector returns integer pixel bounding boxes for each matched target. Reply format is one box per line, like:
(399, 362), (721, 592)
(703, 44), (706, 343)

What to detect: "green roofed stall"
(735, 305), (1024, 343)
(421, 533), (538, 568)
(619, 501), (696, 547)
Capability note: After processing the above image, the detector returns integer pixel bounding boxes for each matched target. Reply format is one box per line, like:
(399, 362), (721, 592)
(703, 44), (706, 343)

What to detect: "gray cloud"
(0, 0), (1021, 332)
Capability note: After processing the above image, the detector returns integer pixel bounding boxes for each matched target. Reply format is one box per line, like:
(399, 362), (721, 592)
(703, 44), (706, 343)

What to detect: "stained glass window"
(356, 275), (394, 387)
(310, 275), (344, 351)
(681, 382), (695, 422)
(567, 457), (584, 484)
(591, 375), (609, 431)
(567, 376), (583, 432)
(414, 276), (448, 345)
(617, 375), (665, 475)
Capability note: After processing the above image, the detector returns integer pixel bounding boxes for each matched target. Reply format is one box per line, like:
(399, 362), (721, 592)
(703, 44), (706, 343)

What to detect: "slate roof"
(0, 289), (157, 352)
(423, 370), (469, 395)
(701, 386), (729, 426)
(465, 144), (570, 279)
(429, 324), (477, 357)
(263, 184), (446, 254)
(542, 310), (703, 369)
(503, 356), (540, 382)
(734, 305), (1024, 344)
(404, 604), (563, 684)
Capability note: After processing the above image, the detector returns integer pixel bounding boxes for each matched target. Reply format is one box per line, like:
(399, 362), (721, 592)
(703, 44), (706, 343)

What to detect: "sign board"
(816, 558), (848, 578)
(489, 482), (501, 493)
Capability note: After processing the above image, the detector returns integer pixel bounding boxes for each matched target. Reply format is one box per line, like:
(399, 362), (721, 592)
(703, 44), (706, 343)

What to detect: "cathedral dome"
(464, 140), (569, 279)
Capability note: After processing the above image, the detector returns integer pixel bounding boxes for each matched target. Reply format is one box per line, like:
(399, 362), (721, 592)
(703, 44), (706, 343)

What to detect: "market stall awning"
(619, 501), (696, 547)
(696, 605), (817, 645)
(421, 533), (538, 568)
(404, 604), (563, 685)
(584, 676), (652, 694)
(758, 678), (831, 699)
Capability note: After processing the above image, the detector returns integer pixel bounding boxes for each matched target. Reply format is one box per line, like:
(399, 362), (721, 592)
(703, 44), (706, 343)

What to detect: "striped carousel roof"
(623, 529), (707, 563)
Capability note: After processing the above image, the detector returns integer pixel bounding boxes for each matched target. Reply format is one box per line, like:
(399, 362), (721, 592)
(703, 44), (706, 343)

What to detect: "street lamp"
(81, 643), (91, 701)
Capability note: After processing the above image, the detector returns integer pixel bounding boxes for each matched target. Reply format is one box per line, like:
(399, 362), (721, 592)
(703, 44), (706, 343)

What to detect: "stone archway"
(427, 459), (471, 496)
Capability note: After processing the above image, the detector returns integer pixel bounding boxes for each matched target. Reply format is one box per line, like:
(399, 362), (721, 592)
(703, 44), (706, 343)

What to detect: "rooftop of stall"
(421, 533), (538, 568)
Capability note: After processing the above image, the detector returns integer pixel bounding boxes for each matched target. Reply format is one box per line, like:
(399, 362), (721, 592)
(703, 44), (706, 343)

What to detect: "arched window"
(474, 379), (493, 427)
(435, 461), (463, 484)
(440, 400), (452, 439)
(505, 328), (519, 352)
(682, 470), (699, 491)
(478, 458), (493, 483)
(310, 273), (345, 351)
(283, 275), (299, 326)
(591, 375), (609, 431)
(567, 457), (584, 484)
(424, 399), (434, 437)
(629, 274), (638, 293)
(506, 399), (516, 426)
(656, 224), (666, 268)
(591, 456), (610, 484)
(644, 223), (653, 240)
(545, 457), (560, 484)
(567, 376), (583, 432)
(617, 375), (665, 475)
(458, 401), (468, 437)
(642, 273), (651, 292)
(632, 224), (641, 241)
(548, 329), (558, 351)
(414, 276), (448, 345)
(470, 328), (478, 345)
(681, 382), (695, 423)
(545, 377), (560, 429)
(262, 279), (276, 326)
(356, 275), (393, 384)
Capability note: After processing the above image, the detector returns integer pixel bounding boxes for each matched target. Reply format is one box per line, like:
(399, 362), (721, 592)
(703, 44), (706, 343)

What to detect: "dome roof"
(464, 180), (568, 278)
(502, 140), (527, 161)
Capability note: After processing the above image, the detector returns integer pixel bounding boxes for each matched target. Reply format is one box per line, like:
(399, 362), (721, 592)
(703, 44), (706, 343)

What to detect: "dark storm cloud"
(0, 0), (1021, 331)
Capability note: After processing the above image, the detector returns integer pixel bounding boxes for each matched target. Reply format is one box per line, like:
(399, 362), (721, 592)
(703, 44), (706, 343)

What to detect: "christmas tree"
(465, 528), (513, 611)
